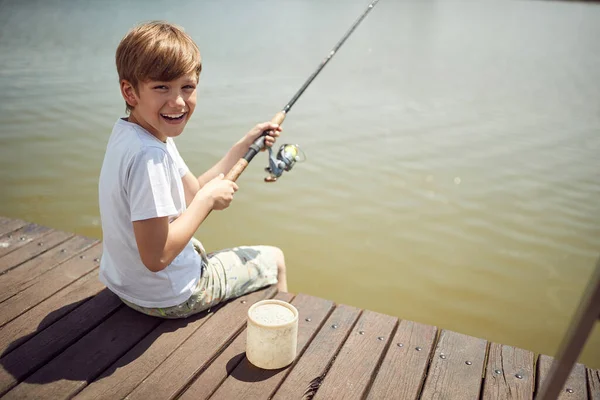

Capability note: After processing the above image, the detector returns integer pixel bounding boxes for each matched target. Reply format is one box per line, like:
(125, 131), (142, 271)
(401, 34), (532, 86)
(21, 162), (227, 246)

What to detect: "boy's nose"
(169, 94), (186, 108)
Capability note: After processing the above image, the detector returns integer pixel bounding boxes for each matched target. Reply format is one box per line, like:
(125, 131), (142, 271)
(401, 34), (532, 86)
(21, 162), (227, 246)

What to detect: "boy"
(98, 21), (287, 319)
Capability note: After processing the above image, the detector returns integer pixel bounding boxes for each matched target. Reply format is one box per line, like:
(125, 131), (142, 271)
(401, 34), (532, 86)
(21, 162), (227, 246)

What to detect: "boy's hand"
(198, 174), (238, 210)
(245, 122), (282, 151)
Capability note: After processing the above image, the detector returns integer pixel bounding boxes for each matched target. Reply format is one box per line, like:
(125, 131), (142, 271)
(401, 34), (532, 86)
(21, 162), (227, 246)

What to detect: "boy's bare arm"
(196, 122), (282, 188)
(133, 176), (237, 272)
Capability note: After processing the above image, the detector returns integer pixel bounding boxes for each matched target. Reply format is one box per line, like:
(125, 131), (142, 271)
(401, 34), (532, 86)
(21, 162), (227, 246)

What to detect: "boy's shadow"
(0, 289), (219, 390)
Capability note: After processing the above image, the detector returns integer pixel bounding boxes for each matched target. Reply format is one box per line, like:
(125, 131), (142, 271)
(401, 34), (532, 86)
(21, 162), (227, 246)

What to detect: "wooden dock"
(0, 216), (598, 399)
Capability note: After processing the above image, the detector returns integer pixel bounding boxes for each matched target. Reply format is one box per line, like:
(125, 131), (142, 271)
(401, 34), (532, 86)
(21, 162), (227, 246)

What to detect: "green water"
(1, 0), (599, 368)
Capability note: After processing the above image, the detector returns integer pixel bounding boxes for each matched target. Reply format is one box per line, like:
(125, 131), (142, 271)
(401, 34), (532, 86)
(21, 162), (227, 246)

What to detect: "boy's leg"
(202, 245), (286, 302)
(120, 242), (287, 319)
(272, 247), (288, 292)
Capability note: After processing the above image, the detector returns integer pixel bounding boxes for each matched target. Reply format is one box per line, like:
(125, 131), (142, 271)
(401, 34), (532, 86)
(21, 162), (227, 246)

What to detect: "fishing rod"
(225, 0), (381, 183)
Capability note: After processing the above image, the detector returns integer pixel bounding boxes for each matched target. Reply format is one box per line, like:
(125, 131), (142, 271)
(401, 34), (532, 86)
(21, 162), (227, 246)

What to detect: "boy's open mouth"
(160, 112), (186, 121)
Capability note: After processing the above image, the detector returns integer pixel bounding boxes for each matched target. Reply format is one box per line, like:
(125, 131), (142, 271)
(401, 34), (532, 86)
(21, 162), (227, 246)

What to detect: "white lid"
(248, 300), (298, 328)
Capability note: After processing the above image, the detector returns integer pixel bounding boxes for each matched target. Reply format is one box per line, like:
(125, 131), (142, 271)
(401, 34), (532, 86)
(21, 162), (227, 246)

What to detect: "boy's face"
(121, 73), (198, 142)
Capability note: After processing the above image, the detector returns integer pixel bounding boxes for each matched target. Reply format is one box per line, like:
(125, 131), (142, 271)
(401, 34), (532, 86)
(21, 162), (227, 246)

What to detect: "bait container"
(246, 299), (298, 369)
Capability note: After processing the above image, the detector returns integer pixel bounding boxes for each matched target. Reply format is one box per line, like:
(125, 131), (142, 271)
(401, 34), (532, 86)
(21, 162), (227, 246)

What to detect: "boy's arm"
(196, 122), (282, 189)
(133, 175), (237, 273)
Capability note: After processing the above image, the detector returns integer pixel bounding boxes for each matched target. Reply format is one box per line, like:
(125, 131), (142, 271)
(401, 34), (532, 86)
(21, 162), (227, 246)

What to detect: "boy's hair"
(116, 21), (202, 113)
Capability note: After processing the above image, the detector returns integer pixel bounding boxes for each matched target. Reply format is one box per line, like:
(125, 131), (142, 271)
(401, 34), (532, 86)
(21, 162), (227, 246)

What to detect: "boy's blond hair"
(116, 21), (202, 112)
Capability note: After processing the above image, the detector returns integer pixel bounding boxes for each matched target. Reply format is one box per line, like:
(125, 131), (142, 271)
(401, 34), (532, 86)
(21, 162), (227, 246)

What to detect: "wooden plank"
(0, 289), (122, 396)
(0, 235), (98, 303)
(0, 223), (52, 259)
(0, 243), (102, 327)
(536, 355), (588, 399)
(366, 319), (438, 400)
(179, 326), (247, 400)
(420, 330), (487, 400)
(588, 368), (600, 400)
(0, 218), (27, 237)
(272, 304), (361, 400)
(312, 309), (398, 400)
(1, 307), (161, 400)
(481, 343), (535, 400)
(0, 230), (74, 275)
(195, 293), (334, 400)
(0, 268), (106, 357)
(178, 292), (294, 400)
(75, 286), (278, 400)
(125, 286), (280, 400)
(75, 310), (215, 400)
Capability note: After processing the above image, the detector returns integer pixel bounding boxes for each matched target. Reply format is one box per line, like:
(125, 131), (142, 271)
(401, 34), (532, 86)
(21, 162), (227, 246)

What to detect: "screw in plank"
(94, 258), (99, 262)
(20, 236), (26, 241)
(415, 347), (422, 351)
(7, 234), (12, 239)
(495, 369), (502, 374)
(439, 353), (446, 359)
(241, 300), (247, 304)
(465, 361), (472, 365)
(359, 330), (365, 335)
(566, 388), (574, 394)
(305, 318), (311, 322)
(38, 242), (43, 246)
(515, 374), (523, 379)
(397, 343), (404, 347)
(331, 324), (338, 329)
(377, 336), (384, 341)
(80, 255), (85, 259)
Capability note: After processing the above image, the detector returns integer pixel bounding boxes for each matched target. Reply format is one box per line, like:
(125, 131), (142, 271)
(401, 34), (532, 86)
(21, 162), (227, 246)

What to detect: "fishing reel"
(264, 144), (305, 182)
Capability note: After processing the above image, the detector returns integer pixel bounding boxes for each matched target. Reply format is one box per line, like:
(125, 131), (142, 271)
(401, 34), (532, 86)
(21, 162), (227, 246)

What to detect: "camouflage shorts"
(120, 238), (279, 319)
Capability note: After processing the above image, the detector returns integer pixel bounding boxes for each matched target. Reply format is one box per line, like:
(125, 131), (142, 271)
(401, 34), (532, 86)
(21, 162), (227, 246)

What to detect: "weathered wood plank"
(206, 293), (334, 400)
(0, 230), (73, 275)
(0, 269), (105, 359)
(0, 235), (98, 303)
(0, 289), (122, 396)
(0, 223), (52, 260)
(536, 355), (588, 399)
(178, 292), (295, 400)
(75, 286), (278, 400)
(179, 327), (246, 400)
(125, 287), (280, 400)
(0, 244), (102, 327)
(366, 319), (438, 400)
(273, 304), (361, 400)
(1, 307), (161, 400)
(481, 343), (535, 400)
(420, 330), (487, 400)
(588, 368), (600, 400)
(0, 218), (27, 237)
(312, 309), (398, 400)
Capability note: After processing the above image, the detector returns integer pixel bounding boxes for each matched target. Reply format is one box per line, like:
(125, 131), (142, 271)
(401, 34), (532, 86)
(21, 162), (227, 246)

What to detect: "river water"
(1, 0), (599, 368)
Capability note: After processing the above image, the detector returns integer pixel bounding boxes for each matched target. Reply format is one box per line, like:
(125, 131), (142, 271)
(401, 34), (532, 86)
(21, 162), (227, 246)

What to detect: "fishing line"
(225, 0), (381, 183)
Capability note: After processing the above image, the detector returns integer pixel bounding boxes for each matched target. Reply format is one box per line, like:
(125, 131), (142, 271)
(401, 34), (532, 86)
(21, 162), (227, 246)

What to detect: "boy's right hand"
(198, 173), (238, 210)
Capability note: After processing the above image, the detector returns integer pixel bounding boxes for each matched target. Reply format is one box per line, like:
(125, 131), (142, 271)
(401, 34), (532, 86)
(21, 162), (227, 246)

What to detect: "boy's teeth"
(162, 113), (184, 118)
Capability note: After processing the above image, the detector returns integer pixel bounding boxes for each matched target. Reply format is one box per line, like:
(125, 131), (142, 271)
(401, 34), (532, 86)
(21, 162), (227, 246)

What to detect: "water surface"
(1, 0), (599, 368)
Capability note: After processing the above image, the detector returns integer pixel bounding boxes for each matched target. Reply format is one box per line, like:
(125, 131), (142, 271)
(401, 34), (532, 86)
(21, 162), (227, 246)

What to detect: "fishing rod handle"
(225, 159), (249, 182)
(224, 111), (287, 182)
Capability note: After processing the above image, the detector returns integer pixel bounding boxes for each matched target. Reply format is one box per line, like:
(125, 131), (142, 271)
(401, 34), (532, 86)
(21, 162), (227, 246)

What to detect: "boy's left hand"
(245, 122), (282, 151)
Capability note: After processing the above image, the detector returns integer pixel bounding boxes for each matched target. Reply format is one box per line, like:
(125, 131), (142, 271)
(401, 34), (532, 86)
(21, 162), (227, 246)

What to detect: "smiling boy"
(98, 21), (287, 319)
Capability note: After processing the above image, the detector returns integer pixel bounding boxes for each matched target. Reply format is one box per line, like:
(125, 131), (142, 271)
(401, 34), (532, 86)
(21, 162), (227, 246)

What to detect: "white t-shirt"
(98, 118), (202, 308)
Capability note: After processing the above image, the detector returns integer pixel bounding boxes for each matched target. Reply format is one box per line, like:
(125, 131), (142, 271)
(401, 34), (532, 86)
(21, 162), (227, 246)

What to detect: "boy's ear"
(120, 80), (138, 108)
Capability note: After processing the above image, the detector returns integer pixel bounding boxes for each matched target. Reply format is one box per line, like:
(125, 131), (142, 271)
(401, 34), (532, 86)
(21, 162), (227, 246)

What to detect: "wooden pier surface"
(0, 216), (598, 399)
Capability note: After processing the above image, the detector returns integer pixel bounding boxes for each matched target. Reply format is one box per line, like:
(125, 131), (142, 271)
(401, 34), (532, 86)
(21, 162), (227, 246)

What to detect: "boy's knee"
(271, 247), (286, 272)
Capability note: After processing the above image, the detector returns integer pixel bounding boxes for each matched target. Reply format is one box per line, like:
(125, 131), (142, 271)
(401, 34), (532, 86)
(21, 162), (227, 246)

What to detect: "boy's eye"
(153, 85), (168, 90)
(183, 85), (196, 90)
